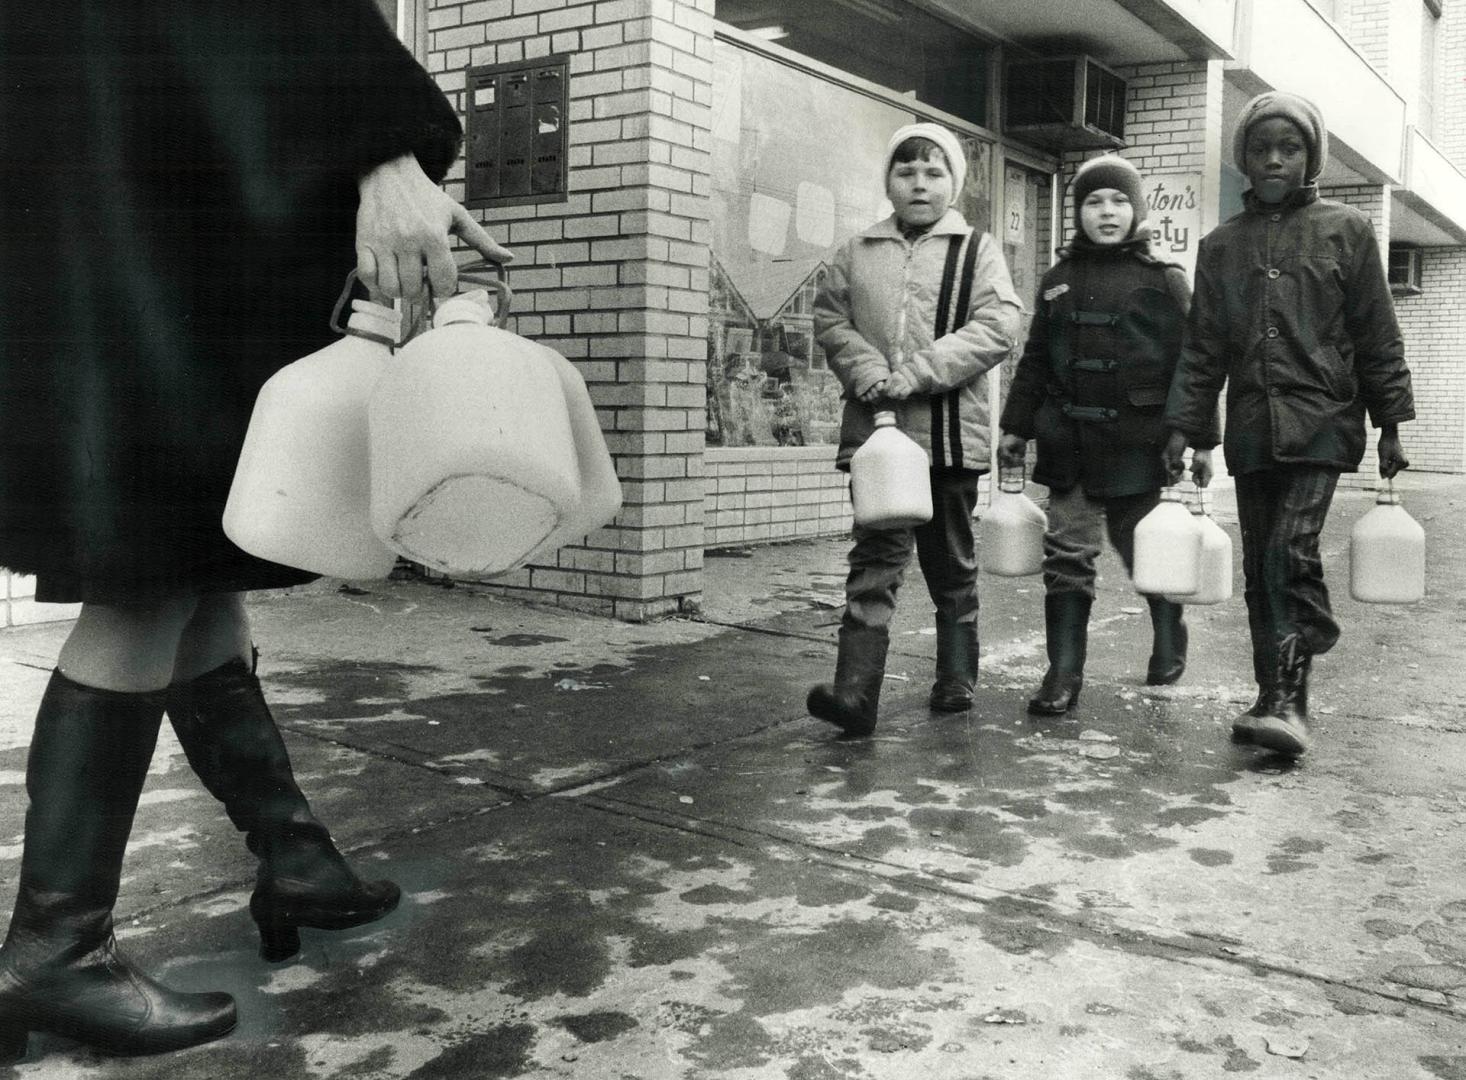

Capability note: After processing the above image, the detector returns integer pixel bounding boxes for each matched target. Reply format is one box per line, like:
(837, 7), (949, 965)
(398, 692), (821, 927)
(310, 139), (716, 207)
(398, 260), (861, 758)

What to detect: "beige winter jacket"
(815, 209), (1023, 471)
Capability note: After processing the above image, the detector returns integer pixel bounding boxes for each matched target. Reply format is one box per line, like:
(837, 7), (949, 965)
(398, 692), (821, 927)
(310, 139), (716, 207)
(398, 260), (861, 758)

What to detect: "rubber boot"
(1145, 597), (1188, 685)
(807, 619), (889, 738)
(1253, 633), (1311, 757)
(0, 672), (237, 1062)
(1029, 592), (1092, 715)
(1231, 644), (1275, 744)
(929, 617), (979, 713)
(167, 655), (400, 962)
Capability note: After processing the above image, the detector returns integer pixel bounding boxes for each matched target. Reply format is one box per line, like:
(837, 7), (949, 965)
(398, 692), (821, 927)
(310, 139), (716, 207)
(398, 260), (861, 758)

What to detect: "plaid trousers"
(1234, 465), (1341, 678)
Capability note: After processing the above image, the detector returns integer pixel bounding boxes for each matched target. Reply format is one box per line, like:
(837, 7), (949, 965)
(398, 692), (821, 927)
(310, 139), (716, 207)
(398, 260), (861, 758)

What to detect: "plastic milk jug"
(223, 291), (401, 580)
(1350, 479), (1425, 603)
(849, 411), (933, 529)
(369, 282), (586, 577)
(1132, 486), (1203, 596)
(1164, 488), (1232, 605)
(980, 470), (1046, 576)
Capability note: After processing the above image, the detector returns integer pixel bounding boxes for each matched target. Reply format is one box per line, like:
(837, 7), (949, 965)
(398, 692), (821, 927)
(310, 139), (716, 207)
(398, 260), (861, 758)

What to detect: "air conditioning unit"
(1387, 244), (1423, 295)
(1005, 55), (1127, 150)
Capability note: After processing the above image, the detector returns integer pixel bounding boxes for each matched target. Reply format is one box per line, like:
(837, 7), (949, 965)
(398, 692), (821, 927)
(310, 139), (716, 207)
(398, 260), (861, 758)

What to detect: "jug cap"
(873, 410), (897, 427)
(998, 465), (1026, 494)
(1375, 476), (1402, 505)
(344, 299), (402, 346)
(434, 289), (497, 328)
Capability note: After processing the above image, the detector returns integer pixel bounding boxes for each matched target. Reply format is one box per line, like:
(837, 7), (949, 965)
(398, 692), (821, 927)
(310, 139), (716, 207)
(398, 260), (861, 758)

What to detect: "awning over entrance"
(923, 0), (1234, 65)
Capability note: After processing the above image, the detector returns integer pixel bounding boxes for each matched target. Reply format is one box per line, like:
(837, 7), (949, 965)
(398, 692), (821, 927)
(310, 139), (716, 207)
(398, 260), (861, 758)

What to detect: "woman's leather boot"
(0, 672), (237, 1062)
(929, 617), (979, 713)
(1231, 644), (1275, 744)
(1145, 597), (1188, 685)
(807, 618), (889, 738)
(167, 655), (399, 962)
(1029, 592), (1092, 715)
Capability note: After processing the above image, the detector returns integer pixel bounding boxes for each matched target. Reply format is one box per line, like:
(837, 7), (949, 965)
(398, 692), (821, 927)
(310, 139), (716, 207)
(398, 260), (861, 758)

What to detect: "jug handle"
(328, 269), (409, 348)
(443, 259), (514, 328)
(997, 463), (1026, 494)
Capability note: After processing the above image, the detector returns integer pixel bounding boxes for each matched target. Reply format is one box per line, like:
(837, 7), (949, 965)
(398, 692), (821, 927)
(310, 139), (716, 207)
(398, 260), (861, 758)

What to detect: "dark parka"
(0, 2), (463, 600)
(1001, 236), (1214, 498)
(1164, 188), (1414, 473)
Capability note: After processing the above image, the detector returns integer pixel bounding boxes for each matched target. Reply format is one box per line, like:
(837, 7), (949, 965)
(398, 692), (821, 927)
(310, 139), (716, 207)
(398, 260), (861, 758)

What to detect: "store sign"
(1142, 173), (1203, 279)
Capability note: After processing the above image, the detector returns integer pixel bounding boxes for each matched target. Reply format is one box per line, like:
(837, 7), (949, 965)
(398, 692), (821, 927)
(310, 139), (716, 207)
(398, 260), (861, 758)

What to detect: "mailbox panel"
(465, 56), (569, 209)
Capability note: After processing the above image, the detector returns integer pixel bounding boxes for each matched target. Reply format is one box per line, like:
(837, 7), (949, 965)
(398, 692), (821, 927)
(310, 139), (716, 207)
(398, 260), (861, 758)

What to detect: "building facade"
(3, 0), (1463, 626)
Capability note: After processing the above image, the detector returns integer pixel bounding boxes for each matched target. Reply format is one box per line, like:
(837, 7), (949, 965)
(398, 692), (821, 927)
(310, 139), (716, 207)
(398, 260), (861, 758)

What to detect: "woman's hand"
(356, 154), (514, 302)
(882, 369), (916, 401)
(858, 379), (889, 405)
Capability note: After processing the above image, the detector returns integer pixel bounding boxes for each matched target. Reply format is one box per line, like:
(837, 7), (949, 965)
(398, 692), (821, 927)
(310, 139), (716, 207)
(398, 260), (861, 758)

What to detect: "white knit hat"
(884, 122), (967, 195)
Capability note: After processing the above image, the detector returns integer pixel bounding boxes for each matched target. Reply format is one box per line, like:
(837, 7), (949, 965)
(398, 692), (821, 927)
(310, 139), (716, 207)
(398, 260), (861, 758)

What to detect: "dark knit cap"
(1232, 90), (1328, 182)
(1071, 154), (1146, 237)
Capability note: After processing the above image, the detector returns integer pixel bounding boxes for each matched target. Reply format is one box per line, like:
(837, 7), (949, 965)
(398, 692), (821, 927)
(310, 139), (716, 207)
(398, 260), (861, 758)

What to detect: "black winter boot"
(1145, 597), (1188, 685)
(0, 673), (237, 1062)
(1253, 634), (1311, 757)
(929, 617), (979, 713)
(167, 655), (400, 962)
(1029, 592), (1092, 715)
(1231, 644), (1275, 744)
(807, 619), (889, 738)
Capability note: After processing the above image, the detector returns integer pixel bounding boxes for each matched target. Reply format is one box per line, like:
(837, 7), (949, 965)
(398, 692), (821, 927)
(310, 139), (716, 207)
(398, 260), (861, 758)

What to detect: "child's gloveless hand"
(1378, 432), (1409, 479)
(883, 369), (916, 400)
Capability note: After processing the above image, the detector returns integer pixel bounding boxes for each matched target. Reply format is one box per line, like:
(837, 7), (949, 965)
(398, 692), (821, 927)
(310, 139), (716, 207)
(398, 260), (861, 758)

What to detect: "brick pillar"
(426, 0), (713, 621)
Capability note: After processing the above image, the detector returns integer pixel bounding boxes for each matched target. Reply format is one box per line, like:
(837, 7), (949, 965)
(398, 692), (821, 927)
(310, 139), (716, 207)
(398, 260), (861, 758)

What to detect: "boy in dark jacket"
(1000, 155), (1215, 715)
(1163, 91), (1414, 757)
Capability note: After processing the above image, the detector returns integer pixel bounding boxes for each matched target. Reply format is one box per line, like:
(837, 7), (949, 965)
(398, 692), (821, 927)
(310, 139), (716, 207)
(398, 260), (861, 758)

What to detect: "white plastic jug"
(1133, 486), (1203, 596)
(1350, 479), (1425, 603)
(981, 469), (1046, 576)
(849, 411), (933, 529)
(369, 278), (585, 577)
(1164, 488), (1232, 605)
(521, 339), (624, 565)
(223, 285), (401, 580)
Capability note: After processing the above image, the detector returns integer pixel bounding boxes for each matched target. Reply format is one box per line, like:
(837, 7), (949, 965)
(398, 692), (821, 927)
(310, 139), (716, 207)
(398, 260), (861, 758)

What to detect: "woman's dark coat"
(1164, 187), (1415, 474)
(0, 2), (462, 600)
(1001, 235), (1212, 498)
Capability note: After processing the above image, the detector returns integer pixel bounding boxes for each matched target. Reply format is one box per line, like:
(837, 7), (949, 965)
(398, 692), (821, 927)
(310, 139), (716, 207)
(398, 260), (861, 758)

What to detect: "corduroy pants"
(844, 470), (980, 630)
(1041, 485), (1161, 598)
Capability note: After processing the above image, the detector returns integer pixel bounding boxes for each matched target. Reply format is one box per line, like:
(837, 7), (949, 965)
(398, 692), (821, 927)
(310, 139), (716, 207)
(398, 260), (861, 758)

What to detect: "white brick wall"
(704, 447), (851, 548)
(1392, 247), (1466, 474)
(430, 0), (715, 620)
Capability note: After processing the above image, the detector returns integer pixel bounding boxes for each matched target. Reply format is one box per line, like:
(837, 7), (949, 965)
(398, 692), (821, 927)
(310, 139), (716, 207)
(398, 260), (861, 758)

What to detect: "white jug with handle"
(1350, 476), (1425, 603)
(849, 410), (932, 529)
(1133, 485), (1203, 596)
(223, 271), (402, 580)
(369, 262), (617, 577)
(1163, 486), (1232, 605)
(980, 467), (1046, 577)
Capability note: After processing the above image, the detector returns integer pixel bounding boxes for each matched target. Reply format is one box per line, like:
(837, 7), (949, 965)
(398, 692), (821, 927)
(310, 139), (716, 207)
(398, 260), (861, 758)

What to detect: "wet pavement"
(0, 476), (1464, 1078)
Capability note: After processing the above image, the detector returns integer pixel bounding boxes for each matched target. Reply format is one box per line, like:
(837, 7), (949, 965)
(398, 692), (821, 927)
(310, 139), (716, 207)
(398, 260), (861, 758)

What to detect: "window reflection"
(708, 40), (993, 448)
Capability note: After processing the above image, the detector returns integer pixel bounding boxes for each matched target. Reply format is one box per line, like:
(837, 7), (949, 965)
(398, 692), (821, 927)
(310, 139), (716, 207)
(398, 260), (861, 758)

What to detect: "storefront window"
(708, 40), (993, 447)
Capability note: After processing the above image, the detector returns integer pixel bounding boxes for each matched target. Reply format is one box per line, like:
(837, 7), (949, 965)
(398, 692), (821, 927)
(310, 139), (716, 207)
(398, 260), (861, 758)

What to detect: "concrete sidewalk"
(0, 477), (1464, 1078)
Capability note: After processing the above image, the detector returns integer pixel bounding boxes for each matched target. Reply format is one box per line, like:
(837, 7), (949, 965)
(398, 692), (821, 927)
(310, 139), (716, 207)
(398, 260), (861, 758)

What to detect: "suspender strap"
(945, 234), (980, 469)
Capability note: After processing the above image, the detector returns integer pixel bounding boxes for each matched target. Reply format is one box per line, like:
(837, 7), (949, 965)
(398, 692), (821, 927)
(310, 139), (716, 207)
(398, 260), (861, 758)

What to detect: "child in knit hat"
(999, 154), (1215, 715)
(1163, 91), (1415, 757)
(807, 121), (1023, 737)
